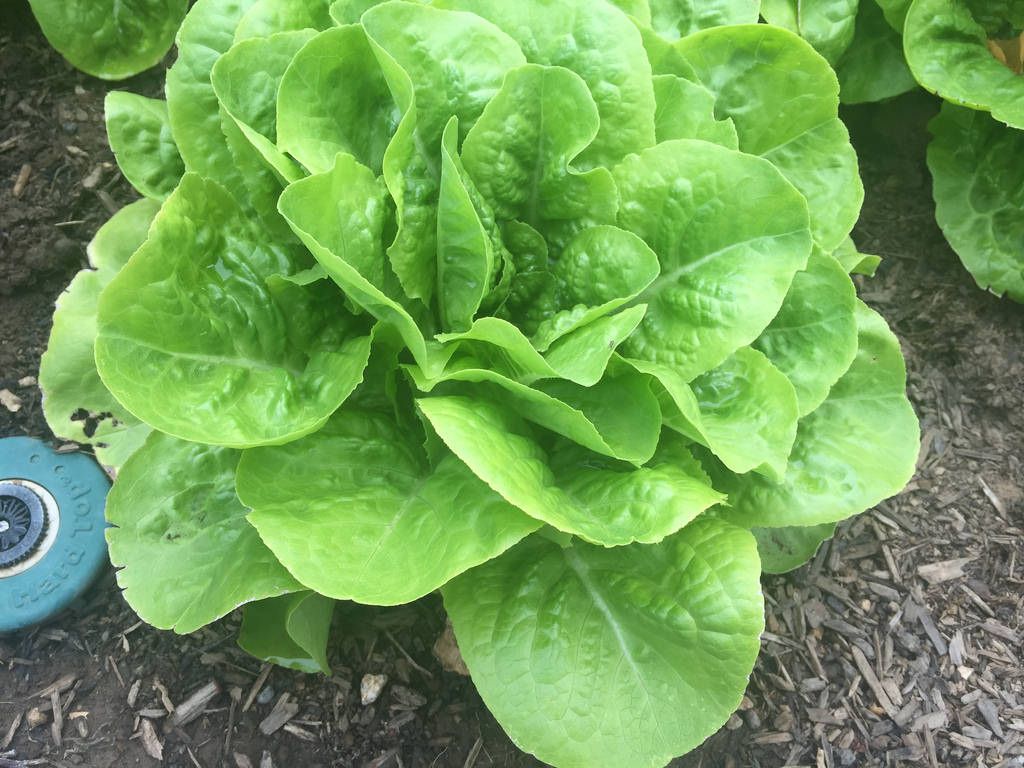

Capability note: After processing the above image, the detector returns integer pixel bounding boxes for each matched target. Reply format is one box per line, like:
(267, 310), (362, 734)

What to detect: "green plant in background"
(763, 0), (1024, 302)
(38, 1), (920, 765)
(27, 0), (189, 80)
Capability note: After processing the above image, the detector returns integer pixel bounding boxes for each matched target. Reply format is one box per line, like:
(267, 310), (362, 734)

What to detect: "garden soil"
(2, 7), (1023, 767)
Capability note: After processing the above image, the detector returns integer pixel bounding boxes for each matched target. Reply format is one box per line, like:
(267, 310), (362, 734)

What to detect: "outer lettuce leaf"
(614, 139), (811, 380)
(28, 0), (187, 80)
(277, 26), (398, 175)
(647, 0), (760, 39)
(105, 432), (303, 634)
(761, 0), (859, 64)
(876, 0), (911, 30)
(104, 93), (184, 200)
(435, 0), (657, 168)
(419, 396), (721, 545)
(716, 302), (920, 528)
(834, 0), (917, 104)
(753, 523), (838, 574)
(238, 411), (540, 605)
(238, 592), (334, 674)
(234, 0), (334, 39)
(753, 251), (859, 416)
(905, 0), (1024, 129)
(678, 24), (863, 252)
(442, 517), (764, 768)
(96, 174), (374, 448)
(928, 104), (1024, 302)
(461, 65), (618, 237)
(211, 30), (315, 183)
(39, 201), (158, 470)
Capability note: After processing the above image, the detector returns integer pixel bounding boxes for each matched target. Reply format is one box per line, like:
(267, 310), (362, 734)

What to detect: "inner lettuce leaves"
(39, 2), (920, 767)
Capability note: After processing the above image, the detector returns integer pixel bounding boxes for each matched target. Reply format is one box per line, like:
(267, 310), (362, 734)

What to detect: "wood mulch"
(2, 8), (1023, 768)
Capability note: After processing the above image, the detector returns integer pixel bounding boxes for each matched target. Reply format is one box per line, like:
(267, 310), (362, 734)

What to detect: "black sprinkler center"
(0, 483), (47, 569)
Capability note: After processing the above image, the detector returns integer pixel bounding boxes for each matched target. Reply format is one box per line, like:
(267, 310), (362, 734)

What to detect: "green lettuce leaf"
(234, 0), (334, 39)
(652, 75), (739, 148)
(419, 396), (721, 545)
(761, 0), (860, 64)
(614, 138), (811, 380)
(678, 24), (864, 251)
(96, 174), (374, 447)
(238, 410), (540, 605)
(835, 0), (917, 103)
(716, 302), (920, 528)
(238, 592), (334, 674)
(39, 200), (159, 469)
(442, 517), (764, 768)
(928, 103), (1024, 302)
(104, 93), (184, 200)
(904, 0), (1024, 129)
(28, 0), (188, 80)
(646, 0), (760, 39)
(106, 432), (303, 634)
(753, 523), (838, 574)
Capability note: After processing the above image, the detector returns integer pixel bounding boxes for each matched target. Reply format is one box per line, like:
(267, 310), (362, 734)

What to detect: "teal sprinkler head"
(0, 437), (110, 633)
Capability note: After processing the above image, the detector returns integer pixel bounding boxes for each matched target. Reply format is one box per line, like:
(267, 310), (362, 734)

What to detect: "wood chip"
(1, 713), (22, 749)
(168, 681), (220, 729)
(433, 620), (470, 677)
(260, 752), (273, 768)
(233, 753), (253, 768)
(360, 674), (388, 706)
(11, 163), (31, 197)
(32, 674), (75, 700)
(851, 646), (898, 719)
(140, 718), (164, 761)
(917, 557), (974, 585)
(49, 691), (62, 748)
(243, 664), (272, 713)
(258, 694), (298, 736)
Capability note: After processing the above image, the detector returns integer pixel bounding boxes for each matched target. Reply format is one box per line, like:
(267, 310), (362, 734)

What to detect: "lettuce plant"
(39, 1), (920, 765)
(27, 0), (189, 80)
(906, 0), (1024, 301)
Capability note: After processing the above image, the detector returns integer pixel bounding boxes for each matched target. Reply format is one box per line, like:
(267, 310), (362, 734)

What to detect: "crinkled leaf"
(96, 174), (374, 448)
(928, 103), (1024, 302)
(278, 153), (442, 370)
(277, 26), (398, 176)
(28, 0), (187, 80)
(442, 517), (763, 768)
(234, 0), (333, 39)
(716, 302), (920, 528)
(462, 64), (618, 238)
(615, 139), (811, 380)
(437, 117), (495, 331)
(754, 251), (859, 416)
(631, 347), (799, 481)
(646, 0), (760, 39)
(761, 0), (860, 64)
(238, 592), (334, 674)
(905, 0), (1024, 129)
(652, 75), (738, 148)
(753, 523), (837, 574)
(835, 0), (917, 103)
(40, 200), (159, 469)
(678, 24), (863, 251)
(419, 396), (718, 545)
(410, 366), (661, 465)
(212, 30), (315, 182)
(436, 0), (656, 167)
(238, 411), (540, 605)
(531, 225), (661, 352)
(166, 0), (257, 192)
(106, 432), (303, 634)
(104, 93), (184, 200)
(607, 0), (652, 24)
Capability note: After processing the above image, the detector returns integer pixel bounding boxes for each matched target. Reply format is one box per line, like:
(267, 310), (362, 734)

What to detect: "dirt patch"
(2, 11), (1023, 768)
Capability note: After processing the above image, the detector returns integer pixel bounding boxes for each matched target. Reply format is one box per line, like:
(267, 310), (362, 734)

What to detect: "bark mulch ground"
(2, 8), (1023, 768)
